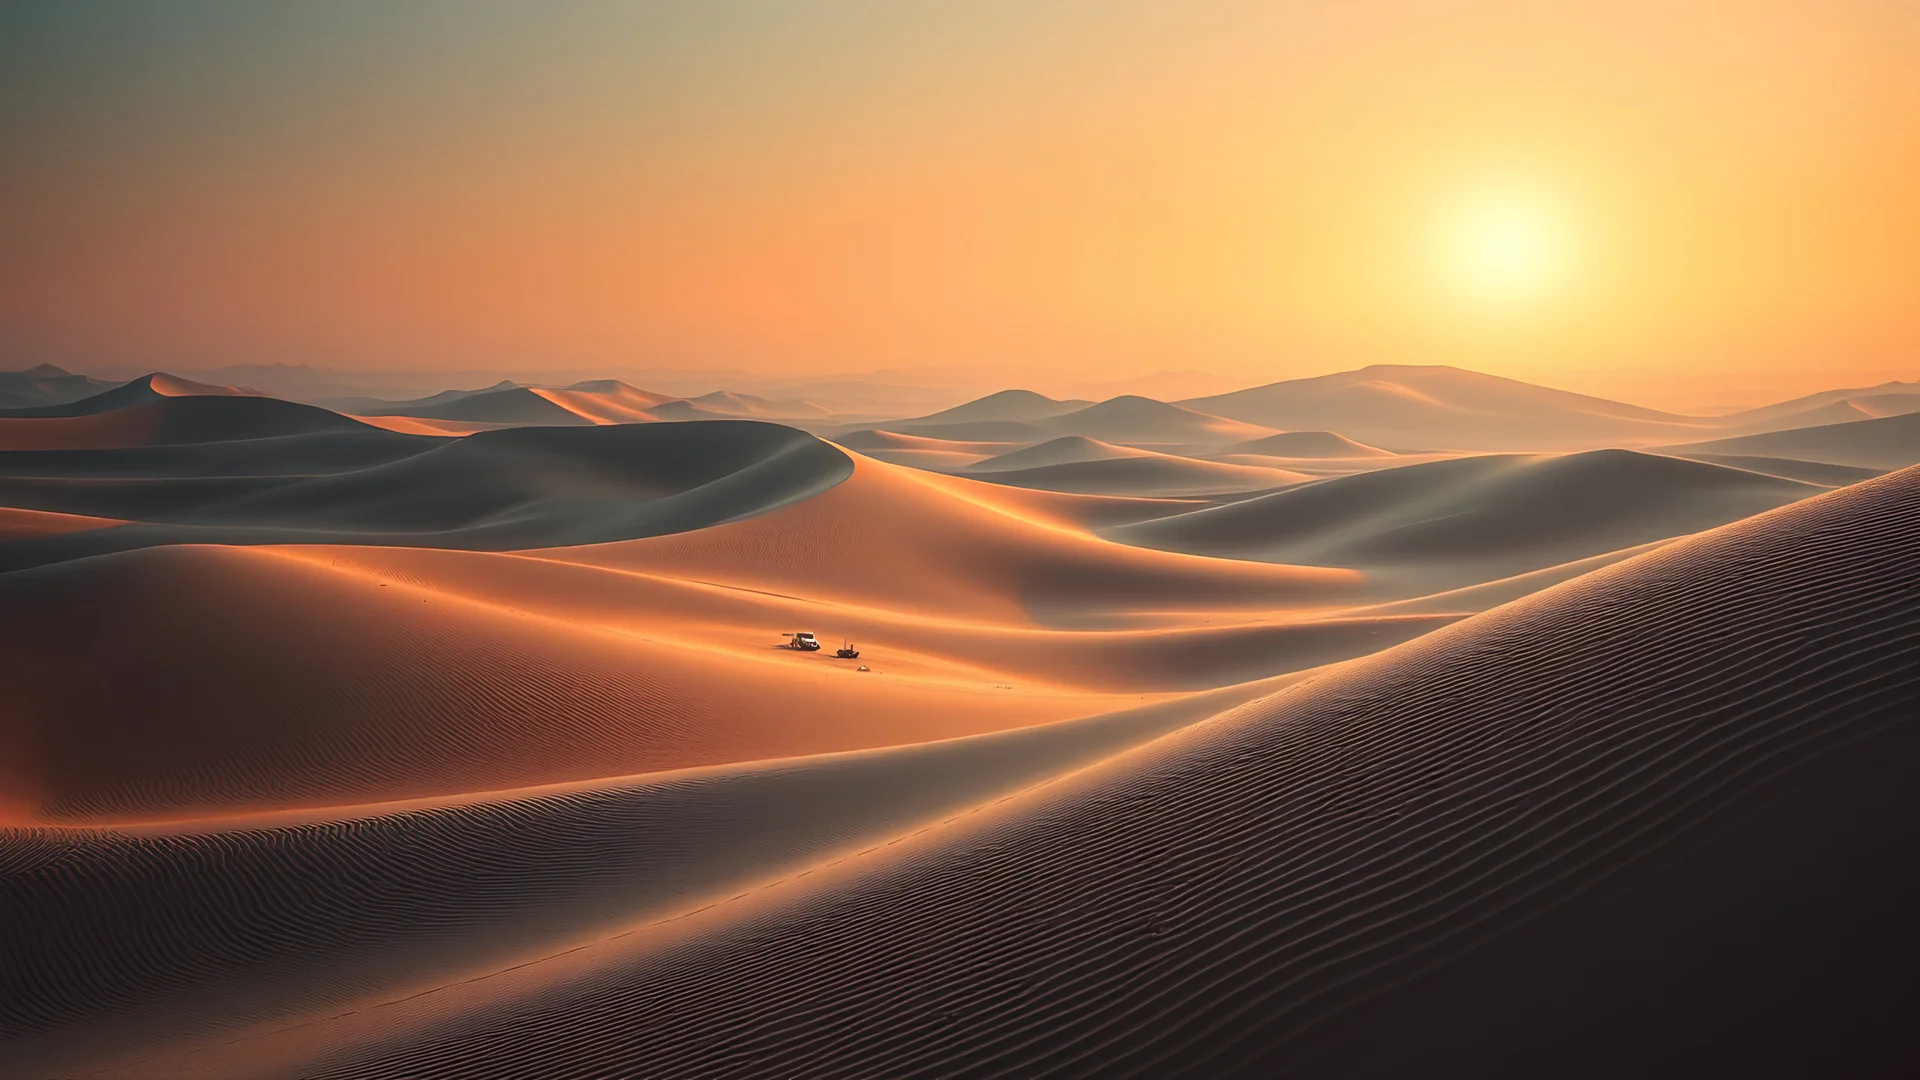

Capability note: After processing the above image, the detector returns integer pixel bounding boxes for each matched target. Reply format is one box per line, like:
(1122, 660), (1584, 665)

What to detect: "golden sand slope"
(0, 506), (122, 541)
(158, 462), (1909, 1080)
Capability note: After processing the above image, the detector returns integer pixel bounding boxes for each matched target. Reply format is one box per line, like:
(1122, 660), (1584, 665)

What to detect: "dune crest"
(176, 462), (1917, 1080)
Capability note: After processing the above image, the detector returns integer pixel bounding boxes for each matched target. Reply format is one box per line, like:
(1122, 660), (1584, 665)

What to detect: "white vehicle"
(784, 632), (821, 651)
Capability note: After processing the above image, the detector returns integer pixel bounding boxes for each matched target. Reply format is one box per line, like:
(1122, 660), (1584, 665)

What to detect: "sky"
(3, 1), (1918, 405)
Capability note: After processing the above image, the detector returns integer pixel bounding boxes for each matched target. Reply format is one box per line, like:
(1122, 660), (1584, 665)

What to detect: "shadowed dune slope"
(0, 690), (1262, 1079)
(266, 463), (1920, 1079)
(963, 435), (1153, 472)
(1714, 379), (1920, 432)
(373, 385), (597, 426)
(904, 389), (1090, 425)
(1659, 410), (1920, 471)
(1676, 452), (1884, 487)
(1111, 449), (1817, 580)
(0, 393), (386, 451)
(0, 364), (118, 410)
(0, 421), (853, 566)
(887, 418), (1057, 442)
(0, 372), (253, 419)
(966, 453), (1309, 497)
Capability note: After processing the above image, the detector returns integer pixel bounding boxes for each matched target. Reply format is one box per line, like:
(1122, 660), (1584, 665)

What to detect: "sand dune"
(1113, 449), (1820, 585)
(4, 362), (1911, 1078)
(963, 434), (1154, 472)
(0, 505), (123, 541)
(552, 454), (1357, 625)
(1659, 410), (1920, 471)
(1675, 452), (1884, 487)
(1182, 364), (1717, 450)
(1036, 395), (1277, 446)
(833, 429), (1011, 469)
(0, 363), (119, 410)
(348, 413), (511, 436)
(689, 389), (830, 418)
(1219, 429), (1394, 458)
(886, 417), (1058, 442)
(0, 542), (1152, 825)
(901, 388), (1090, 425)
(1714, 378), (1920, 432)
(83, 459), (1917, 1080)
(966, 445), (1310, 497)
(0, 687), (1289, 1078)
(836, 430), (1020, 456)
(0, 392), (390, 452)
(373, 385), (599, 425)
(0, 421), (852, 569)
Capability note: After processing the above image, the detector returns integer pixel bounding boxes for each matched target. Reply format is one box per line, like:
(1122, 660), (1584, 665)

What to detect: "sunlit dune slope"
(374, 385), (599, 426)
(532, 383), (677, 424)
(0, 543), (1136, 824)
(1037, 395), (1276, 445)
(837, 430), (1018, 456)
(0, 506), (122, 541)
(1659, 410), (1920, 471)
(271, 463), (1920, 1079)
(1111, 449), (1817, 582)
(550, 453), (1359, 624)
(347, 413), (510, 436)
(0, 372), (255, 420)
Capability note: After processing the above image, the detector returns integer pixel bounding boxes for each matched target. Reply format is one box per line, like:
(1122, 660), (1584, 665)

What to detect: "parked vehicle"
(834, 641), (861, 659)
(784, 632), (821, 651)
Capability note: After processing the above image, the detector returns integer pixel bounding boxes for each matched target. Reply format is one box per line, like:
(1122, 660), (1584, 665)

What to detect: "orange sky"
(3, 1), (1917, 401)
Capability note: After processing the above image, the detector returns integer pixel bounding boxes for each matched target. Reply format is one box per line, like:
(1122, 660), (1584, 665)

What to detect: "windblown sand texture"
(2, 366), (1914, 1078)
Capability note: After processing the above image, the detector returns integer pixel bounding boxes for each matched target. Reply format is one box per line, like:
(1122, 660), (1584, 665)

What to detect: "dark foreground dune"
(6, 463), (1912, 1078)
(313, 466), (1920, 1077)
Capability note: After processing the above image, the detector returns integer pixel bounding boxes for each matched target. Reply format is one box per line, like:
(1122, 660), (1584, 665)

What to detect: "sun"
(1432, 190), (1569, 312)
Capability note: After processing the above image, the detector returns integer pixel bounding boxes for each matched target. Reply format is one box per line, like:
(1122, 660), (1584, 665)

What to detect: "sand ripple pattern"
(297, 466), (1920, 1078)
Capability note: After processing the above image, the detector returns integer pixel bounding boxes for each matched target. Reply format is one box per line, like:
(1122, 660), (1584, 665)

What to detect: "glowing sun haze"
(2, 1), (1916, 402)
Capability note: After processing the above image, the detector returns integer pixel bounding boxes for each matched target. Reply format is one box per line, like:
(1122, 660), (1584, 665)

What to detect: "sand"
(2, 366), (1909, 1078)
(1111, 448), (1820, 590)
(1659, 410), (1920, 471)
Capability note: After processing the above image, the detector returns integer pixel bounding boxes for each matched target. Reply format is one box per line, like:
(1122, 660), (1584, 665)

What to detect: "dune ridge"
(1112, 449), (1818, 585)
(0, 420), (853, 568)
(1659, 410), (1920, 471)
(237, 462), (1920, 1080)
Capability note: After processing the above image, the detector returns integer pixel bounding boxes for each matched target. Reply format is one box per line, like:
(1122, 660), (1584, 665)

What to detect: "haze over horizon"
(5, 1), (1917, 408)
